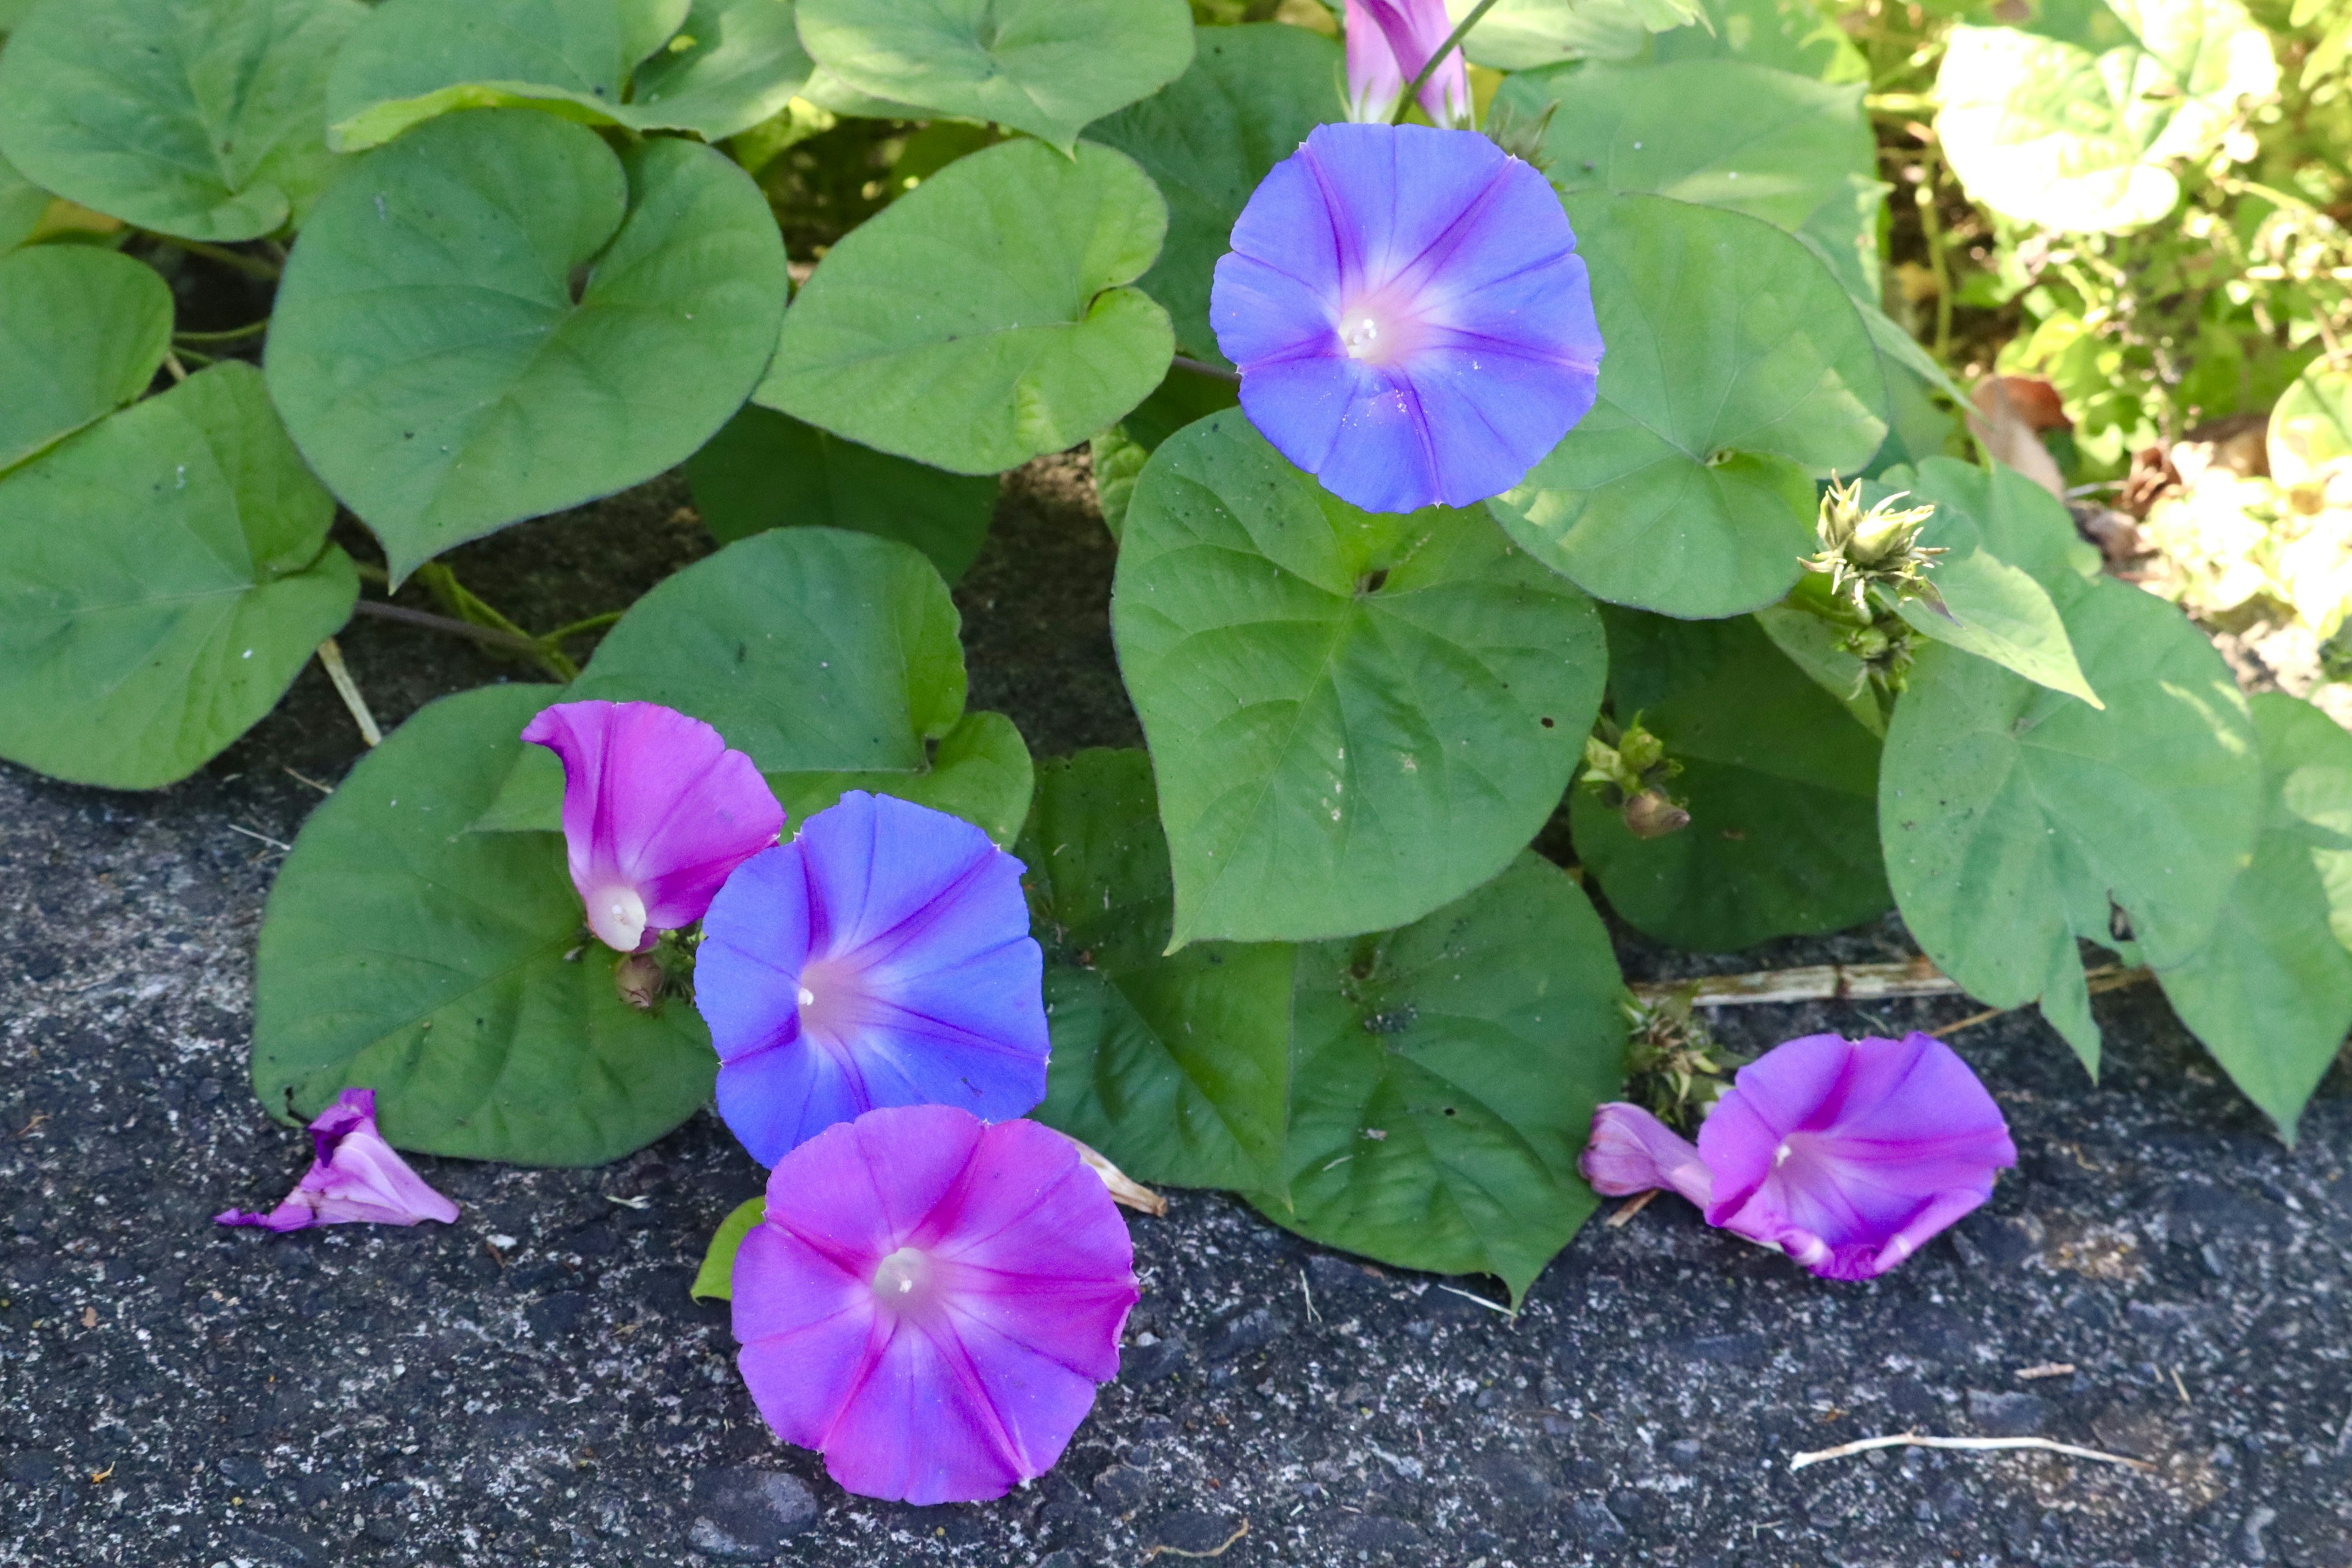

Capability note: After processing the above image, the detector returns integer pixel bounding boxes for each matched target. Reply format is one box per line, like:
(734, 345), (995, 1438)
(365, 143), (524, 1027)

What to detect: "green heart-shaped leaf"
(1936, 0), (2276, 233)
(0, 363), (356, 790)
(1489, 193), (1888, 619)
(0, 0), (363, 241)
(1881, 575), (2261, 1071)
(1261, 853), (1627, 1304)
(1899, 455), (2102, 589)
(1572, 607), (1891, 951)
(0, 246), (172, 473)
(326, 0), (810, 150)
(2155, 693), (2352, 1142)
(266, 110), (786, 580)
(1087, 22), (1341, 366)
(1115, 413), (1605, 948)
(252, 682), (717, 1164)
(1498, 58), (1883, 298)
(794, 0), (1194, 153)
(691, 1196), (766, 1300)
(1024, 750), (1296, 1191)
(755, 137), (1174, 475)
(684, 404), (999, 584)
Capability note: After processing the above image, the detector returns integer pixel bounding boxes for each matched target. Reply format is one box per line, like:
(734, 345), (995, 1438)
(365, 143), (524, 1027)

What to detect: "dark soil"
(4, 462), (2351, 1568)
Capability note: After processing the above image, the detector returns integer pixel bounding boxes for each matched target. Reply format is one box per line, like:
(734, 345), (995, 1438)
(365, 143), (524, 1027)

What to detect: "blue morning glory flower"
(694, 792), (1049, 1167)
(1210, 122), (1604, 514)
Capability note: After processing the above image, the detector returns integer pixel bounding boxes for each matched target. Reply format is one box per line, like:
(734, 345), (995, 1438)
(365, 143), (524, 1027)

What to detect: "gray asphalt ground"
(4, 462), (2349, 1567)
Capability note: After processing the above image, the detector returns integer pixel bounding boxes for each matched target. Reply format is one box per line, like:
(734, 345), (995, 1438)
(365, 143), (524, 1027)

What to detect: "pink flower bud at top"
(1344, 0), (1472, 128)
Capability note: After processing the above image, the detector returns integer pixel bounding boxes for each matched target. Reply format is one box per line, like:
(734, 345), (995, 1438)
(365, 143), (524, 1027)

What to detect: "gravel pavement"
(4, 464), (2350, 1567)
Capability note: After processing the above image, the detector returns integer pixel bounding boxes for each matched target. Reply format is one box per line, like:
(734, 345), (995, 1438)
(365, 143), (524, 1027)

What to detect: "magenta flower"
(732, 1105), (1139, 1504)
(216, 1089), (459, 1232)
(1210, 123), (1602, 515)
(694, 791), (1049, 1167)
(521, 700), (783, 953)
(1580, 1033), (2016, 1281)
(1346, 0), (1472, 127)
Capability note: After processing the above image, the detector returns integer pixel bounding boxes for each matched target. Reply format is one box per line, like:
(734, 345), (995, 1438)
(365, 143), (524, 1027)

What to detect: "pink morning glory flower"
(1346, 0), (1472, 127)
(694, 791), (1049, 1167)
(216, 1088), (459, 1231)
(732, 1104), (1139, 1504)
(1210, 122), (1602, 515)
(1580, 1033), (2016, 1281)
(521, 699), (784, 953)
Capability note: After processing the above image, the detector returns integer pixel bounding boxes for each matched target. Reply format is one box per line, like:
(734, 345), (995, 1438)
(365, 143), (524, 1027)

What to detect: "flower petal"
(215, 1088), (459, 1231)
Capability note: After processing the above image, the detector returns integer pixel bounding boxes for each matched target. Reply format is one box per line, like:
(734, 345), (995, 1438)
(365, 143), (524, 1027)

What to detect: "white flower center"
(1333, 287), (1427, 369)
(1341, 312), (1384, 360)
(587, 885), (648, 952)
(797, 986), (815, 1008)
(872, 1246), (931, 1305)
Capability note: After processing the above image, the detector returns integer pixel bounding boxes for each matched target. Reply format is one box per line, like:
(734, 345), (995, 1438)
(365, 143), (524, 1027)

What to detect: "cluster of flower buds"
(1787, 477), (1948, 701)
(1619, 986), (1748, 1128)
(1580, 713), (1690, 840)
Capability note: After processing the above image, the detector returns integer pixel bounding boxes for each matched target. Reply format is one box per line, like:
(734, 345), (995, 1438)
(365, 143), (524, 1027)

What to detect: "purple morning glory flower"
(1210, 121), (1602, 515)
(1346, 0), (1471, 127)
(1579, 1033), (2016, 1281)
(216, 1089), (459, 1232)
(694, 791), (1049, 1167)
(521, 700), (784, 954)
(733, 1104), (1139, 1504)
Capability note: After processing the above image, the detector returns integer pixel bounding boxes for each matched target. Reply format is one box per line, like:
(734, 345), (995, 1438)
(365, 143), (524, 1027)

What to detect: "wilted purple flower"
(522, 700), (783, 953)
(1578, 1034), (2015, 1281)
(1211, 123), (1602, 515)
(216, 1089), (459, 1232)
(1700, 1032), (2016, 1281)
(695, 791), (1049, 1167)
(733, 1105), (1138, 1504)
(1580, 1102), (1714, 1209)
(1346, 0), (1471, 127)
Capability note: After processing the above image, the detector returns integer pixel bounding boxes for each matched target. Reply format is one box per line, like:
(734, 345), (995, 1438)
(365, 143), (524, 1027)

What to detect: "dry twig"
(314, 637), (381, 747)
(1142, 1519), (1249, 1560)
(1787, 1432), (2155, 1474)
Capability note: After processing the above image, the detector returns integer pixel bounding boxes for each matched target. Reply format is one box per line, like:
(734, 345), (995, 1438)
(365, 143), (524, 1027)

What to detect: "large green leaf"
(755, 138), (1173, 475)
(684, 404), (998, 584)
(325, 0), (810, 150)
(1258, 854), (1628, 1303)
(1650, 0), (1871, 81)
(0, 246), (172, 474)
(1115, 413), (1605, 947)
(1496, 58), (1883, 299)
(1456, 0), (1703, 67)
(1572, 608), (1891, 951)
(1936, 0), (2277, 233)
(771, 710), (1035, 848)
(0, 0), (362, 241)
(1880, 575), (2261, 1071)
(2270, 359), (2352, 486)
(2156, 695), (2352, 1142)
(266, 110), (786, 581)
(1086, 23), (1341, 366)
(1898, 454), (2102, 589)
(1488, 193), (1887, 619)
(251, 684), (717, 1164)
(1024, 750), (1297, 1190)
(0, 363), (356, 790)
(793, 0), (1195, 153)
(1091, 363), (1240, 537)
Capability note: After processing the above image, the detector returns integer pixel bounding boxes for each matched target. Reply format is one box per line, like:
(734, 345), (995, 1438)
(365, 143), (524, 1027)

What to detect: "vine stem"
(1389, 0), (1500, 126)
(352, 600), (548, 657)
(1170, 353), (1240, 385)
(145, 233), (282, 281)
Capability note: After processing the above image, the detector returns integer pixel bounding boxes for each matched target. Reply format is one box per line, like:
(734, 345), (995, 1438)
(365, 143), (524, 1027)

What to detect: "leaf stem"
(1389, 0), (1498, 126)
(144, 233), (283, 281)
(540, 610), (624, 644)
(174, 318), (271, 344)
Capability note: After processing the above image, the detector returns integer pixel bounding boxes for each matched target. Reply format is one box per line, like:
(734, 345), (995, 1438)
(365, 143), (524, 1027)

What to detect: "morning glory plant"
(731, 1105), (1139, 1504)
(695, 791), (1050, 1167)
(1210, 121), (1603, 513)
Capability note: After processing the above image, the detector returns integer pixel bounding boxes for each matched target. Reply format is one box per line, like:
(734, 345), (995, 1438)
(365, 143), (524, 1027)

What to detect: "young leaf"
(1115, 412), (1605, 947)
(0, 362), (357, 790)
(266, 111), (786, 580)
(326, 0), (810, 149)
(1572, 608), (1891, 951)
(1488, 193), (1888, 619)
(1891, 548), (2101, 709)
(793, 0), (1196, 154)
(1881, 576), (2261, 1072)
(691, 1196), (766, 1300)
(252, 684), (718, 1164)
(1498, 58), (1882, 298)
(0, 0), (363, 241)
(0, 246), (173, 473)
(1023, 750), (1297, 1191)
(1936, 0), (2276, 233)
(1261, 854), (1628, 1305)
(755, 138), (1174, 475)
(2155, 693), (2352, 1142)
(1896, 454), (2101, 590)
(684, 405), (999, 584)
(1087, 22), (1343, 365)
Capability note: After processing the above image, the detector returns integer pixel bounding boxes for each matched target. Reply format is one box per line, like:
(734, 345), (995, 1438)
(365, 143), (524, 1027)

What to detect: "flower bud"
(1622, 790), (1692, 840)
(616, 951), (665, 1011)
